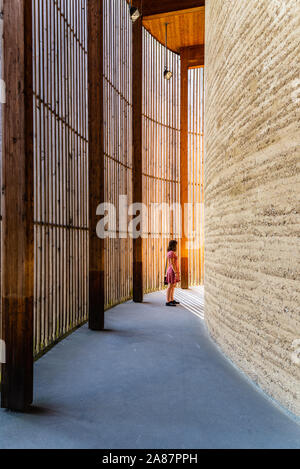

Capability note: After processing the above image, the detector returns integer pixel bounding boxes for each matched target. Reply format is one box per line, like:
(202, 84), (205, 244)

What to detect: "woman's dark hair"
(167, 240), (178, 252)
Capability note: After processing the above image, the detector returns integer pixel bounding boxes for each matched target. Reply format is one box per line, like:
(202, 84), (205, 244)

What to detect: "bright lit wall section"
(188, 67), (205, 286)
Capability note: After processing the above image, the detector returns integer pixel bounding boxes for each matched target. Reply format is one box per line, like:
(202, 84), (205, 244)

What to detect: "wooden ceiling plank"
(142, 0), (205, 17)
(143, 7), (205, 53)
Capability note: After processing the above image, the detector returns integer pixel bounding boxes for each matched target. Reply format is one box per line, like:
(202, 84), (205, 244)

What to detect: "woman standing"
(165, 240), (180, 307)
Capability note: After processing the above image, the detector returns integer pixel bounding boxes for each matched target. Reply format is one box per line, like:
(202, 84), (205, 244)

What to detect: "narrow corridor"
(0, 290), (299, 449)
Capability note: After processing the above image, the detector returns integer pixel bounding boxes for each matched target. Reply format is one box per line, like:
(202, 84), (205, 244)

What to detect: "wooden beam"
(1, 0), (34, 410)
(132, 16), (143, 303)
(143, 6), (205, 21)
(180, 49), (189, 289)
(180, 45), (205, 68)
(88, 0), (105, 330)
(130, 0), (205, 17)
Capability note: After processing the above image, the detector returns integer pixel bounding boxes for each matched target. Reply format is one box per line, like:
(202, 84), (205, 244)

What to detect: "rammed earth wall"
(204, 0), (300, 416)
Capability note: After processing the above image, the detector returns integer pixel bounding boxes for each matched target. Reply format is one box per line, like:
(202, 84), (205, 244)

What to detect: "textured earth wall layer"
(204, 0), (300, 416)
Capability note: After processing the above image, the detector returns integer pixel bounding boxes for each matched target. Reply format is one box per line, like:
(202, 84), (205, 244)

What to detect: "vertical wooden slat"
(132, 12), (143, 303)
(1, 0), (34, 410)
(88, 0), (104, 330)
(201, 67), (204, 283)
(0, 0), (3, 346)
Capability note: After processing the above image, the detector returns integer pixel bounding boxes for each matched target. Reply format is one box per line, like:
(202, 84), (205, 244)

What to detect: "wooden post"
(132, 13), (143, 303)
(88, 0), (105, 330)
(180, 49), (189, 289)
(1, 0), (34, 410)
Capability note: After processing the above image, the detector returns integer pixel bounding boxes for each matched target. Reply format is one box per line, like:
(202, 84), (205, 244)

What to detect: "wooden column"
(132, 13), (143, 303)
(88, 0), (105, 330)
(1, 0), (34, 410)
(180, 49), (189, 289)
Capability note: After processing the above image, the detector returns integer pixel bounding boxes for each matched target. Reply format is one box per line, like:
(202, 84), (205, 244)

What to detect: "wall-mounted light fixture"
(129, 1), (141, 23)
(164, 69), (173, 80)
(164, 23), (172, 80)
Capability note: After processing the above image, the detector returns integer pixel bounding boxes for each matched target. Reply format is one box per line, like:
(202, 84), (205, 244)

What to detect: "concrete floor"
(0, 290), (299, 449)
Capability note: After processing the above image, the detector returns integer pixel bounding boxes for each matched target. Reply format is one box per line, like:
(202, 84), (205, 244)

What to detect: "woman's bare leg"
(171, 285), (176, 302)
(167, 284), (172, 303)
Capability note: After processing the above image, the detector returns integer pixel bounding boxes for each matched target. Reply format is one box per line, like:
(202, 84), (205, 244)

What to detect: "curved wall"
(142, 30), (181, 293)
(204, 0), (300, 415)
(142, 31), (206, 292)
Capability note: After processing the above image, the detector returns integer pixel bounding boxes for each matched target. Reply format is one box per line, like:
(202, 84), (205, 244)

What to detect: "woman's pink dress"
(166, 251), (180, 285)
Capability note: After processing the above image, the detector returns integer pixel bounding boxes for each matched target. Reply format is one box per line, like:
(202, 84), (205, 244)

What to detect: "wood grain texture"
(0, 0), (3, 353)
(143, 6), (205, 53)
(132, 16), (143, 303)
(1, 0), (34, 410)
(88, 0), (105, 330)
(181, 45), (205, 68)
(131, 0), (205, 17)
(205, 0), (300, 416)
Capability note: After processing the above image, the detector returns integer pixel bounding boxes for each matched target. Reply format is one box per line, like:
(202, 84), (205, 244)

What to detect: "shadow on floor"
(0, 290), (299, 449)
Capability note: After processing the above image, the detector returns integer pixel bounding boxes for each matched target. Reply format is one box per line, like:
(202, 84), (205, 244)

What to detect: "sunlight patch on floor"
(174, 287), (205, 321)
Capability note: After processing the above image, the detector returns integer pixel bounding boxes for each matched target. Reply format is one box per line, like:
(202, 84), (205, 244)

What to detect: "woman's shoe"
(171, 300), (180, 305)
(166, 302), (176, 307)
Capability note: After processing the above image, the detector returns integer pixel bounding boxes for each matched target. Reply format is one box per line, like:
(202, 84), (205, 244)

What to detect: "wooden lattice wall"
(33, 0), (89, 355)
(142, 29), (181, 293)
(103, 0), (133, 308)
(188, 67), (205, 286)
(0, 0), (204, 359)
